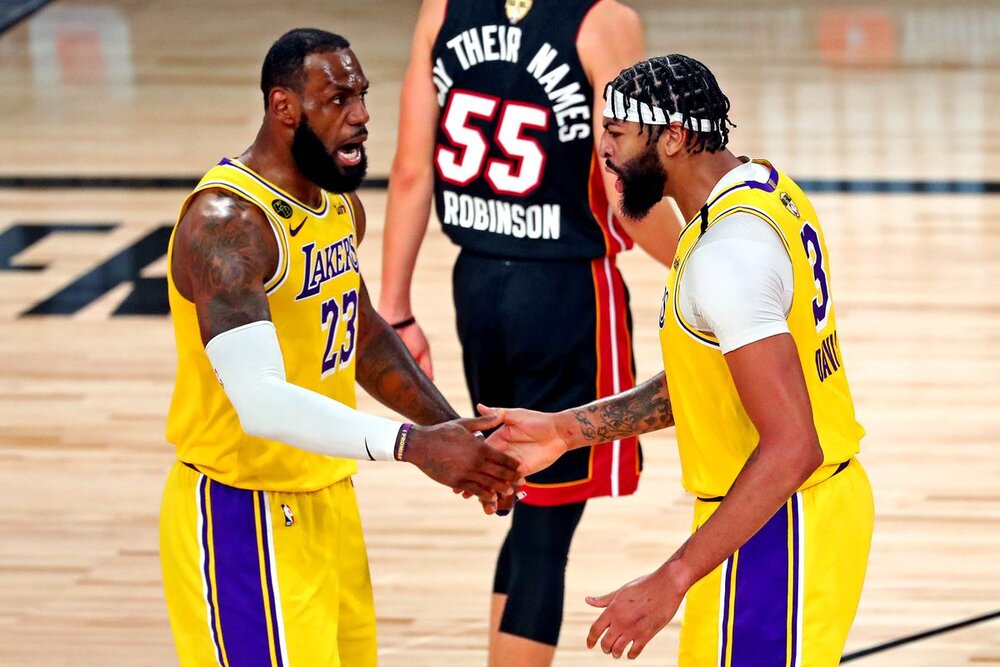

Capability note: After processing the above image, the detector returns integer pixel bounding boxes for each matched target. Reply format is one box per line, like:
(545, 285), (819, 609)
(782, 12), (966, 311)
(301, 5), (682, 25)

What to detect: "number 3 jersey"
(658, 160), (865, 499)
(431, 0), (632, 260)
(165, 158), (360, 492)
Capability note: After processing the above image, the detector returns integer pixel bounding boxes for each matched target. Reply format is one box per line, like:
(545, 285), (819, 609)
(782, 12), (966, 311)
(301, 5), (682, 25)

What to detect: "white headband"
(602, 89), (716, 133)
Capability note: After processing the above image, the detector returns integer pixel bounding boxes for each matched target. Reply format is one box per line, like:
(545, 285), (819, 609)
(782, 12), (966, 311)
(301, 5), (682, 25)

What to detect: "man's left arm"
(349, 192), (460, 425)
(587, 335), (823, 659)
(585, 230), (819, 659)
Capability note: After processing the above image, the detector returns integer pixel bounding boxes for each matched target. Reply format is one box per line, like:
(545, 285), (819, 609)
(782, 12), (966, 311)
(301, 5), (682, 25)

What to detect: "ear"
(659, 121), (688, 158)
(267, 87), (300, 129)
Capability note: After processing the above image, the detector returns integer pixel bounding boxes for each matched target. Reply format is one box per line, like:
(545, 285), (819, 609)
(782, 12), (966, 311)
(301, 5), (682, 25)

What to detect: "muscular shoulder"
(180, 188), (267, 231)
(172, 188), (278, 301)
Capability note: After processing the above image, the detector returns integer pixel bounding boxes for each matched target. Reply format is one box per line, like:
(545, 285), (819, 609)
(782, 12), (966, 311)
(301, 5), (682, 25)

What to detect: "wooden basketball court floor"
(0, 1), (998, 665)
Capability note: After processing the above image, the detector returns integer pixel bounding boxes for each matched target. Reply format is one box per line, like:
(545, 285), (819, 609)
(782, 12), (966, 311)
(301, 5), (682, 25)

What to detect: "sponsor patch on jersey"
(272, 199), (293, 219)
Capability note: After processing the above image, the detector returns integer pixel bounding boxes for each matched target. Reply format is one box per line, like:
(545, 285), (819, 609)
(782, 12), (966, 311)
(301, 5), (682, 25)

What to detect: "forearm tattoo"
(355, 285), (457, 425)
(573, 372), (674, 443)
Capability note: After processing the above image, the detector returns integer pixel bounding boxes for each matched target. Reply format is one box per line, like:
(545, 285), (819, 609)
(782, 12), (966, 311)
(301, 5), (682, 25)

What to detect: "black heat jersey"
(430, 0), (633, 260)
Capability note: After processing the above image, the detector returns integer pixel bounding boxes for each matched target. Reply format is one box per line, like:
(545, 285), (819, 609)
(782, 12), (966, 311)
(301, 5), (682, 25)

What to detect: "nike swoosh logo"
(289, 215), (308, 237)
(364, 438), (375, 461)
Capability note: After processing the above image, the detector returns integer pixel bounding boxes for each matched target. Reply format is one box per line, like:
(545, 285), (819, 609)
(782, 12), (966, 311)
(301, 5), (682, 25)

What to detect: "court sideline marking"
(841, 608), (1000, 662)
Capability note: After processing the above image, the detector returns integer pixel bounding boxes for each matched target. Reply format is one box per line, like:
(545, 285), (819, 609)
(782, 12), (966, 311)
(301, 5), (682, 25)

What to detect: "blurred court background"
(0, 1), (998, 665)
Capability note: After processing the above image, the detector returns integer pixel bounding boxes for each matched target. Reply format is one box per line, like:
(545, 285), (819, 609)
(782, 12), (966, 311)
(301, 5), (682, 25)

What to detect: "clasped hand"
(475, 404), (684, 659)
(443, 404), (571, 513)
(404, 413), (522, 507)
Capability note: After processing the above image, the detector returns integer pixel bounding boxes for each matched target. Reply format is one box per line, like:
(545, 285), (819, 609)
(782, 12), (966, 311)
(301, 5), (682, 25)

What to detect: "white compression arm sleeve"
(205, 321), (405, 461)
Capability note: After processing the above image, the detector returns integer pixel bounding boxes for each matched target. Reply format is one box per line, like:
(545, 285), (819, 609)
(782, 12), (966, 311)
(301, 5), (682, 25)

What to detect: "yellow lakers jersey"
(166, 158), (361, 492)
(659, 160), (864, 498)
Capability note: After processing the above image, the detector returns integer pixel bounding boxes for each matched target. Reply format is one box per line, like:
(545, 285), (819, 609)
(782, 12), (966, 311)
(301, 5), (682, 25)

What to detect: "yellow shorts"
(679, 458), (873, 667)
(159, 461), (377, 667)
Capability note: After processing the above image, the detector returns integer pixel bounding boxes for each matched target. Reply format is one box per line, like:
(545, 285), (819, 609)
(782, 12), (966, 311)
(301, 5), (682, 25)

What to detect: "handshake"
(401, 404), (576, 514)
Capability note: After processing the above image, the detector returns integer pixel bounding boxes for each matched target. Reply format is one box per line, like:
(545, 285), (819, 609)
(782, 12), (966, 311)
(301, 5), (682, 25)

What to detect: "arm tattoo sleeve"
(355, 280), (458, 425)
(573, 372), (674, 443)
(184, 194), (274, 342)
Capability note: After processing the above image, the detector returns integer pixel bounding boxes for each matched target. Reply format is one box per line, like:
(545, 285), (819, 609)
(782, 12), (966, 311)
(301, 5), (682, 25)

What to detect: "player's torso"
(166, 158), (361, 492)
(430, 0), (629, 260)
(658, 160), (864, 498)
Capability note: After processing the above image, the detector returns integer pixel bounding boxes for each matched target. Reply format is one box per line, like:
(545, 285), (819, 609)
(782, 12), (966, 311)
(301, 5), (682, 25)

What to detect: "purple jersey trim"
(209, 481), (273, 666)
(790, 494), (802, 663)
(731, 502), (791, 666)
(719, 555), (734, 666)
(256, 491), (284, 667)
(199, 476), (226, 666)
(218, 157), (330, 217)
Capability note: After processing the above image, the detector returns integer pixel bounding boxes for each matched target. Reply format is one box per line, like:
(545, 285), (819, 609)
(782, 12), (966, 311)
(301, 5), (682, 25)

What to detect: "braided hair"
(604, 54), (735, 154)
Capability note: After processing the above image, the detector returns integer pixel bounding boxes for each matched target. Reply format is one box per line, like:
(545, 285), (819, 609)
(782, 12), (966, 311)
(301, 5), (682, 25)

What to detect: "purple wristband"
(394, 423), (414, 461)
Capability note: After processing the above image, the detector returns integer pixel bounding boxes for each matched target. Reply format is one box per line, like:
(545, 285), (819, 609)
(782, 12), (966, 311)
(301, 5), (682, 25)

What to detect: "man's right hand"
(403, 414), (521, 506)
(479, 404), (573, 477)
(395, 320), (434, 380)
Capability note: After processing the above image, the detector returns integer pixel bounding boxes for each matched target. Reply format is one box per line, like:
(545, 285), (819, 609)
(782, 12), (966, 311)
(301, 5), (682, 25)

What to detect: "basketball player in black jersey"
(379, 1), (680, 664)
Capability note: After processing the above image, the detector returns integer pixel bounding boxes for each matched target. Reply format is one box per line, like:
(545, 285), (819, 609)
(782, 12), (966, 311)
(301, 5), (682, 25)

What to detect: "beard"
(291, 116), (368, 193)
(614, 145), (667, 221)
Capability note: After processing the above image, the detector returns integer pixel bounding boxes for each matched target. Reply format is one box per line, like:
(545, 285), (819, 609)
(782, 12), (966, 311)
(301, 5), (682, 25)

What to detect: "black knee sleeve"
(493, 530), (513, 595)
(494, 501), (586, 646)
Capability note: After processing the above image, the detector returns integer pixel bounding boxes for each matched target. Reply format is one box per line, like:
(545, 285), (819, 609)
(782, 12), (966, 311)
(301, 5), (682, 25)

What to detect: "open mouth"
(336, 142), (364, 167)
(604, 161), (624, 192)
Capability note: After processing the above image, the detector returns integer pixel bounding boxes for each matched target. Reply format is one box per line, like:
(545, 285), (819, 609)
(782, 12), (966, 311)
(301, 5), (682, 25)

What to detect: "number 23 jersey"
(166, 158), (361, 492)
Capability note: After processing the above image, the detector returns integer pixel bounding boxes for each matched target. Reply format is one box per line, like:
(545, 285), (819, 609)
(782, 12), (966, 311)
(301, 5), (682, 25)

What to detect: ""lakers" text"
(295, 235), (359, 301)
